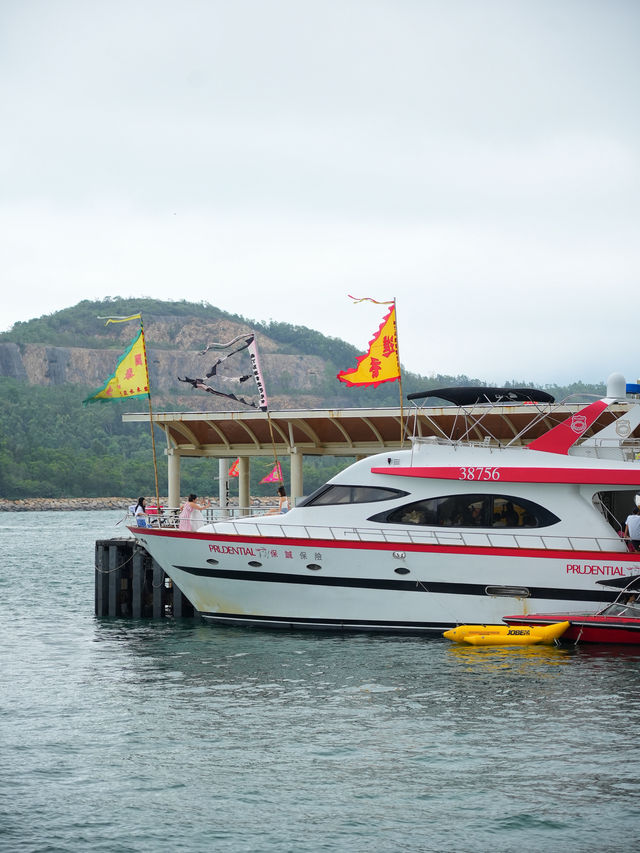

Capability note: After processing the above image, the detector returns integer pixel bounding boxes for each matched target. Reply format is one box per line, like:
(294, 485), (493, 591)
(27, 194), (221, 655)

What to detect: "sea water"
(1, 510), (639, 853)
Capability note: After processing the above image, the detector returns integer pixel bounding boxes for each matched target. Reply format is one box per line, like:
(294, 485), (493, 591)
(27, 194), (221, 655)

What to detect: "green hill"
(0, 298), (606, 500)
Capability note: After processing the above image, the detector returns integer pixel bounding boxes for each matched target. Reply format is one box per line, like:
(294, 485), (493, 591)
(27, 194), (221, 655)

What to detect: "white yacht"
(130, 376), (640, 632)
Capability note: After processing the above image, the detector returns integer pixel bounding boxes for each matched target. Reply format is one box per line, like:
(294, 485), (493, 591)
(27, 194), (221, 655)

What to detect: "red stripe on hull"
(130, 526), (640, 564)
(371, 465), (640, 485)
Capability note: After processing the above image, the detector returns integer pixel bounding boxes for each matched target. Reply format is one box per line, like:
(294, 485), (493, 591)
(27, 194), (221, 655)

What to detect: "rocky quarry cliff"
(0, 314), (331, 411)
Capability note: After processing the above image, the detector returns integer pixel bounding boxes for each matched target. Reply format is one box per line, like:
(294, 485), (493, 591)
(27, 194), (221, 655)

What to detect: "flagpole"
(393, 297), (405, 447)
(252, 336), (283, 494)
(266, 412), (283, 487)
(139, 313), (161, 516)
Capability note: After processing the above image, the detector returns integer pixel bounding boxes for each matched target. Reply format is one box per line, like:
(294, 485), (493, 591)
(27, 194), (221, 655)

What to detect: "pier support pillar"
(290, 448), (303, 506)
(152, 559), (165, 619)
(167, 451), (180, 513)
(132, 549), (145, 618)
(219, 458), (229, 515)
(95, 543), (109, 617)
(239, 456), (250, 515)
(108, 544), (121, 617)
(172, 584), (196, 618)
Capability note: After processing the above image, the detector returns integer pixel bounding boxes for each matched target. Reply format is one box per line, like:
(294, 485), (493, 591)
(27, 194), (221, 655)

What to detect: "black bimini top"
(596, 575), (640, 591)
(406, 386), (555, 406)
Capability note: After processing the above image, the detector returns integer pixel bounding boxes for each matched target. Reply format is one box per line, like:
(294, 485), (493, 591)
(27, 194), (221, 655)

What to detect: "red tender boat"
(504, 576), (640, 644)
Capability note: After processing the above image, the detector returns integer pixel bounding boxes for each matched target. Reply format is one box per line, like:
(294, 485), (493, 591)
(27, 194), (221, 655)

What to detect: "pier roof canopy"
(121, 402), (628, 459)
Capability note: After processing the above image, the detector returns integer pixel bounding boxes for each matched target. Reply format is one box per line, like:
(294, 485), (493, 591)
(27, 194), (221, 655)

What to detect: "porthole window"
(248, 561), (263, 568)
(485, 586), (530, 597)
(369, 493), (560, 529)
(394, 567), (410, 575)
(206, 558), (219, 565)
(306, 564), (322, 571)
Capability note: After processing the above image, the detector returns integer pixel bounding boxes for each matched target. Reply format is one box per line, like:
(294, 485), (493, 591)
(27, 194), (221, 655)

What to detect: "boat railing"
(142, 514), (637, 554)
(132, 504), (279, 526)
(569, 441), (640, 461)
(411, 435), (640, 459)
(132, 507), (639, 553)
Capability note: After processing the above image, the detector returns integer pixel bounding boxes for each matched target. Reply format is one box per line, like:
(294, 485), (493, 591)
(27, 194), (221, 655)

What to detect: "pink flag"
(260, 463), (283, 484)
(228, 458), (239, 477)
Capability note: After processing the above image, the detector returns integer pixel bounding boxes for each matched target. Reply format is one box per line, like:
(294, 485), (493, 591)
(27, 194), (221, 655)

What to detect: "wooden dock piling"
(95, 537), (197, 619)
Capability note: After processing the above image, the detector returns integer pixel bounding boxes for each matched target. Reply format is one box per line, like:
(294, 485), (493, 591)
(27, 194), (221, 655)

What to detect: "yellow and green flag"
(83, 315), (150, 405)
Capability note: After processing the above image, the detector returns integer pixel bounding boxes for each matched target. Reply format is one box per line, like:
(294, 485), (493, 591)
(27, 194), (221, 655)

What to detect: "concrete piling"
(95, 537), (197, 620)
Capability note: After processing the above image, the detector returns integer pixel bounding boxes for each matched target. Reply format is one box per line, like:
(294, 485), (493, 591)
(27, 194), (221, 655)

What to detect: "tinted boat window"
(299, 485), (408, 507)
(369, 493), (560, 528)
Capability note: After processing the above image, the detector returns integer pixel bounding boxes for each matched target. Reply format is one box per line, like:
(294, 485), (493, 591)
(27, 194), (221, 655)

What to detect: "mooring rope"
(94, 551), (134, 574)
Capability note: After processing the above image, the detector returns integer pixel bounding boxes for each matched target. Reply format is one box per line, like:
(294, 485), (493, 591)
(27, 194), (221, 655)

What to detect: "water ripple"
(2, 511), (640, 852)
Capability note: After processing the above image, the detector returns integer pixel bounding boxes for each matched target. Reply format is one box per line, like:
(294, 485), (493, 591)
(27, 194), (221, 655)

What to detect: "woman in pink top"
(179, 494), (210, 531)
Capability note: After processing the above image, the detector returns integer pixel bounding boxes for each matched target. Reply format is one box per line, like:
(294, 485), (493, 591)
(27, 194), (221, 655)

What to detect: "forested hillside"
(0, 298), (606, 499)
(0, 378), (350, 499)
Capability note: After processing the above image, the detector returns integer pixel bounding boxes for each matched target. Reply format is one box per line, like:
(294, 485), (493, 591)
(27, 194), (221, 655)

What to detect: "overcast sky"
(1, 0), (639, 386)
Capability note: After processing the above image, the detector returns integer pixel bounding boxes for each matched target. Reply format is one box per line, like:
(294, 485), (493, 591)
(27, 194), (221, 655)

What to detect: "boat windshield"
(600, 595), (640, 618)
(298, 484), (408, 507)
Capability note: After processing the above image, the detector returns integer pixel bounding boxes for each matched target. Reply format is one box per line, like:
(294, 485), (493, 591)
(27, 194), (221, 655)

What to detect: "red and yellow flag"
(83, 315), (150, 404)
(228, 458), (240, 477)
(337, 298), (401, 388)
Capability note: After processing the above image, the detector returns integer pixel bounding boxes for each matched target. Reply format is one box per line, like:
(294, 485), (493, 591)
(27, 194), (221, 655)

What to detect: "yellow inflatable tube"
(443, 621), (570, 646)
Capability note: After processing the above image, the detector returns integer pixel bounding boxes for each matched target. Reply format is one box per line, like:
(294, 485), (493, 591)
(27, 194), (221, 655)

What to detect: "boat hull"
(504, 613), (640, 644)
(129, 525), (640, 633)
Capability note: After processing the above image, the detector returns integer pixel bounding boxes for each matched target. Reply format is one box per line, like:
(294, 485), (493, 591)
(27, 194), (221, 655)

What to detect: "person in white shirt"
(624, 508), (640, 550)
(134, 497), (147, 527)
(267, 485), (289, 515)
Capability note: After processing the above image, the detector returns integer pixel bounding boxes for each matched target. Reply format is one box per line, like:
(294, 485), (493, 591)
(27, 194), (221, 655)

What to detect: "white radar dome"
(606, 372), (626, 399)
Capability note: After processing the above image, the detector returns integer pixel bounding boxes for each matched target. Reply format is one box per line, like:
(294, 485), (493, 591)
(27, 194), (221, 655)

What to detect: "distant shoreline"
(0, 497), (269, 512)
(0, 497), (141, 512)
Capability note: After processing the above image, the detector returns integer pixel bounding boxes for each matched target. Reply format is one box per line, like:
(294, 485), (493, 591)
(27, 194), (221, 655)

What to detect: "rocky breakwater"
(0, 497), (140, 512)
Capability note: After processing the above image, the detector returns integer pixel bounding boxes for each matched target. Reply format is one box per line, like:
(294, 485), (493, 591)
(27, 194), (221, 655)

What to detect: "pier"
(95, 537), (197, 619)
(121, 402), (631, 512)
